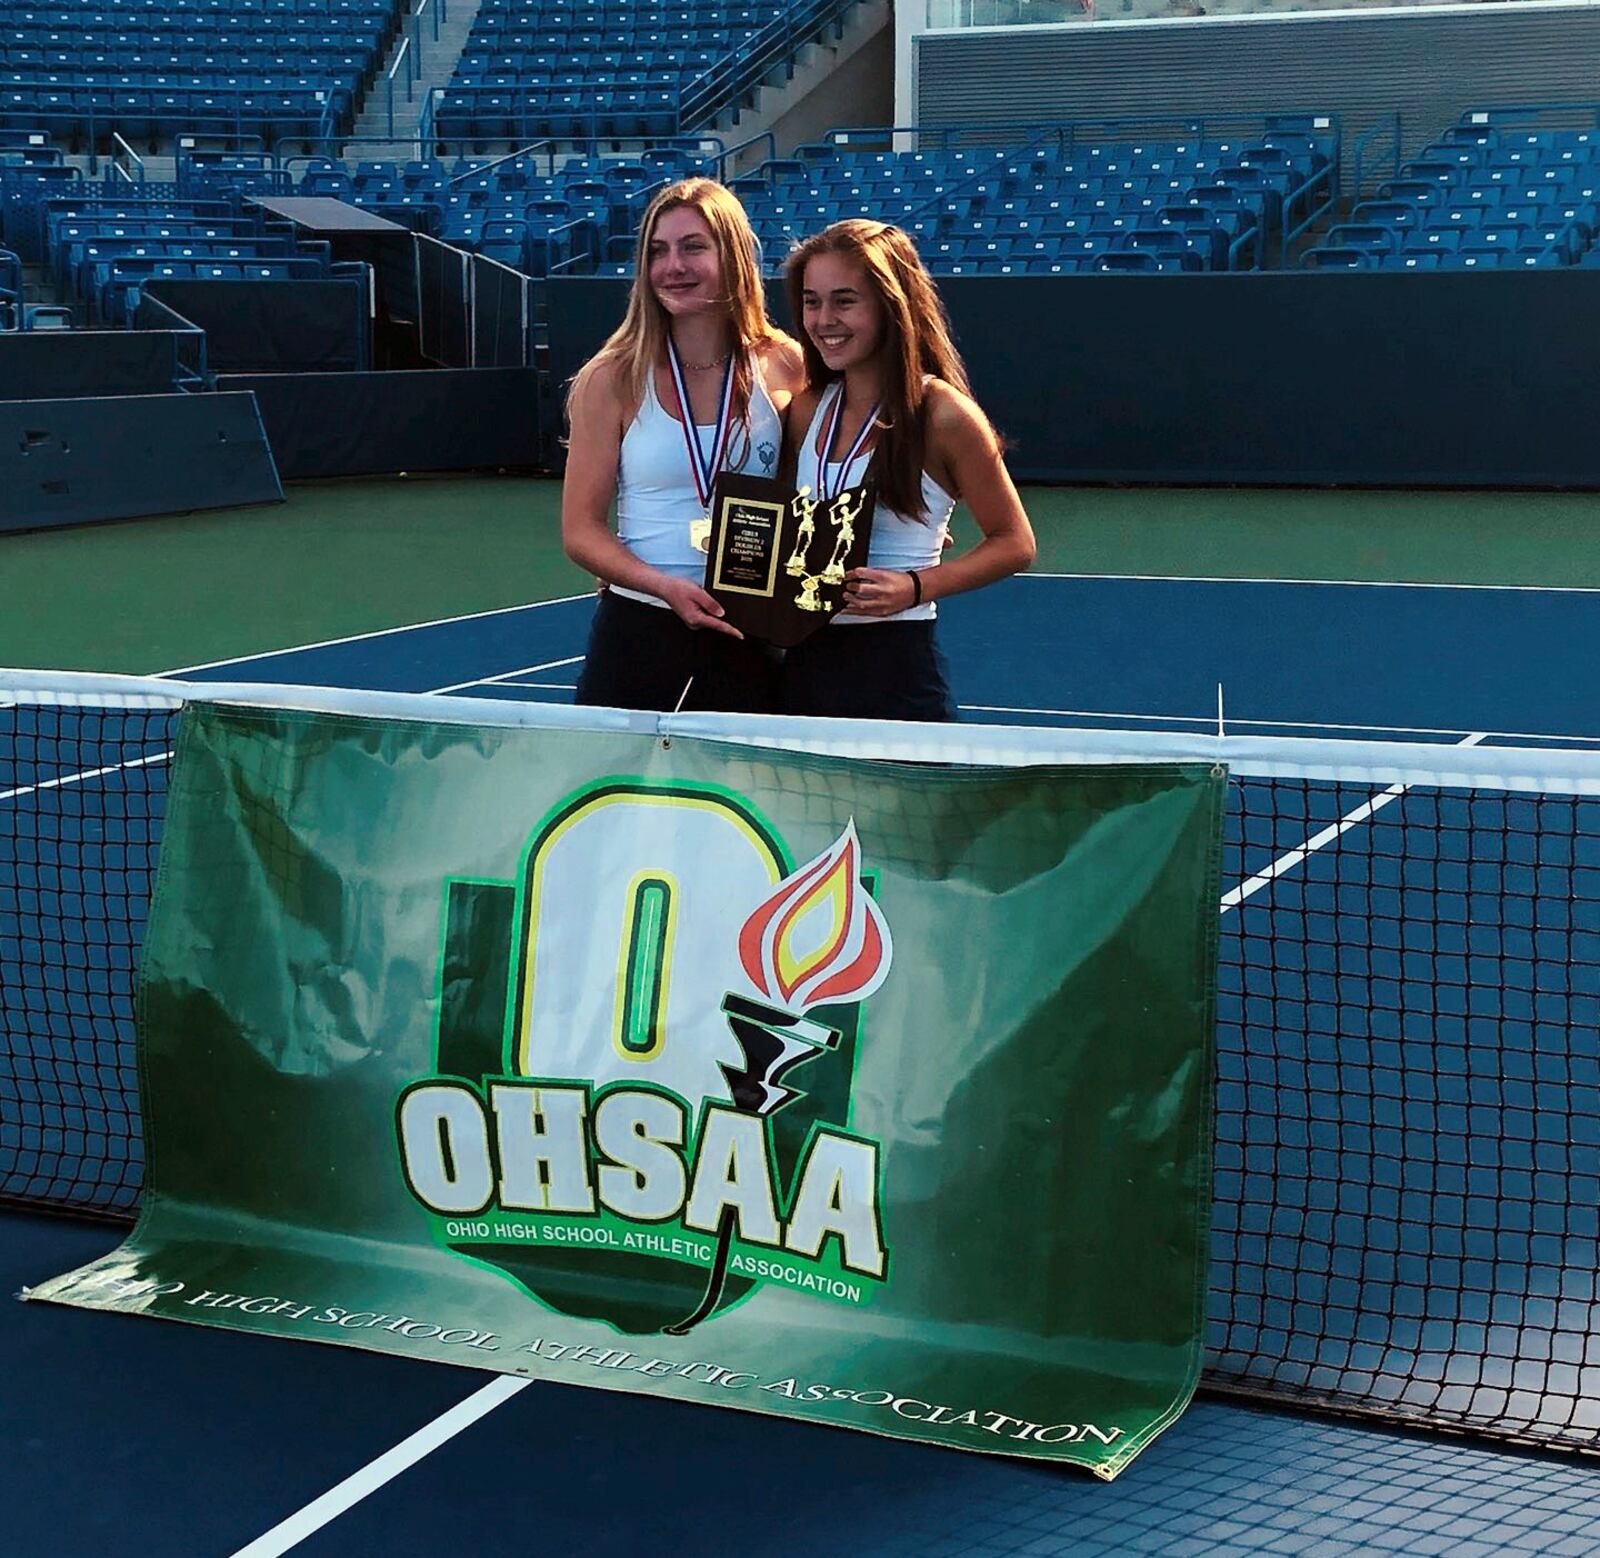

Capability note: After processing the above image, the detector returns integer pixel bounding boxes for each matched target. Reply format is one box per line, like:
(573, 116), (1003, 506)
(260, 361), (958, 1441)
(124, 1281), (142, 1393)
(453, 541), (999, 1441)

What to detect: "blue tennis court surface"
(173, 574), (1600, 741)
(8, 573), (1600, 1555)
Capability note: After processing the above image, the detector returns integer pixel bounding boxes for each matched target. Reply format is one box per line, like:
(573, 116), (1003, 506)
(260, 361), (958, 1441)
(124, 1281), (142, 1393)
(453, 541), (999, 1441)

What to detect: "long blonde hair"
(568, 178), (777, 452)
(784, 220), (971, 520)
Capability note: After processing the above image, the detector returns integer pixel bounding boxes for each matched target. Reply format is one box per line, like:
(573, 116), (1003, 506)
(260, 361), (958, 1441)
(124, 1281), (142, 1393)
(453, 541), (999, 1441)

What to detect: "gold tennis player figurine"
(819, 488), (859, 586)
(786, 485), (818, 578)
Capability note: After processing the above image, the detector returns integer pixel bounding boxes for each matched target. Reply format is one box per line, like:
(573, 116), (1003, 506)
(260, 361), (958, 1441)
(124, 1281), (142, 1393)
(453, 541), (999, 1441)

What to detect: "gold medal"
(689, 516), (712, 553)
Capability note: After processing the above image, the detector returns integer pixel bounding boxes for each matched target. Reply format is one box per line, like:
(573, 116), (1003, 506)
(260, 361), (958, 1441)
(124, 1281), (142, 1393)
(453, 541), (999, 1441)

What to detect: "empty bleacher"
(1304, 111), (1600, 271)
(431, 0), (785, 145)
(726, 121), (1336, 276)
(0, 0), (402, 150)
(1, 151), (355, 326)
(313, 122), (1334, 283)
(328, 143), (714, 271)
(0, 12), (1596, 347)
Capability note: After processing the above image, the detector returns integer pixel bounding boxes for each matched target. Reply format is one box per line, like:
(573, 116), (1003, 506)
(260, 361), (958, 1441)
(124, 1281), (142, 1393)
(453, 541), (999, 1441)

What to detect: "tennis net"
(4, 668), (1598, 1457)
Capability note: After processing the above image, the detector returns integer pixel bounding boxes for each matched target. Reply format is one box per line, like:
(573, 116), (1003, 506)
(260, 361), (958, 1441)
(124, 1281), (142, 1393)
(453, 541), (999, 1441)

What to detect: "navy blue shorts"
(780, 621), (957, 722)
(574, 591), (781, 714)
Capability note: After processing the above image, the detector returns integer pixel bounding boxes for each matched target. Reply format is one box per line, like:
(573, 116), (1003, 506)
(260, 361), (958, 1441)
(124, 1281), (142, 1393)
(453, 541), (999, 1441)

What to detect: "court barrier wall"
(139, 280), (369, 373)
(0, 330), (185, 401)
(943, 272), (1600, 487)
(418, 237), (534, 371)
(219, 367), (541, 478)
(0, 392), (283, 535)
(546, 273), (1600, 486)
(470, 254), (534, 370)
(418, 235), (471, 368)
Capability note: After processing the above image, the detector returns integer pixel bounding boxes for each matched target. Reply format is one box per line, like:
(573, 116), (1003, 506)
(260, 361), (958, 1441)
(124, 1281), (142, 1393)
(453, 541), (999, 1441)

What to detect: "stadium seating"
(433, 0), (787, 145)
(340, 145), (714, 274)
(0, 160), (350, 326)
(1302, 118), (1600, 270)
(2, 111), (1343, 298)
(725, 121), (1336, 276)
(6, 70), (1600, 329)
(0, 0), (401, 148)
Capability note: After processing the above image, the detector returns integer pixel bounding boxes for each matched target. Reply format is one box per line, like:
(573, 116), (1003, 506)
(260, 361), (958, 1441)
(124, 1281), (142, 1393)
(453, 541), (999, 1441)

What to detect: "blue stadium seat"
(476, 216), (525, 267)
(1117, 227), (1207, 271)
(1323, 223), (1396, 255)
(1301, 246), (1371, 269)
(1094, 250), (1161, 273)
(1402, 224), (1472, 254)
(1472, 224), (1526, 252)
(1442, 248), (1508, 269)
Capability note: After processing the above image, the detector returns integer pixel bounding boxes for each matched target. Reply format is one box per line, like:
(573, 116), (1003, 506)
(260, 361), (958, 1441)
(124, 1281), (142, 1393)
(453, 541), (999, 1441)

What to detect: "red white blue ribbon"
(666, 337), (738, 514)
(816, 382), (880, 502)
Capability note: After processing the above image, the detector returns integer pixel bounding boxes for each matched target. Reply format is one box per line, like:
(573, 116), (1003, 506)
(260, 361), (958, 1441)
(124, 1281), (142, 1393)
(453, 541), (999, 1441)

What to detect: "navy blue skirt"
(780, 621), (956, 722)
(574, 592), (781, 714)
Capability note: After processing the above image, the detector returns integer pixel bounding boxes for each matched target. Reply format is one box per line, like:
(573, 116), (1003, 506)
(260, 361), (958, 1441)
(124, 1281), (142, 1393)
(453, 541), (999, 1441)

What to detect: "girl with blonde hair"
(563, 177), (804, 711)
(781, 219), (1036, 721)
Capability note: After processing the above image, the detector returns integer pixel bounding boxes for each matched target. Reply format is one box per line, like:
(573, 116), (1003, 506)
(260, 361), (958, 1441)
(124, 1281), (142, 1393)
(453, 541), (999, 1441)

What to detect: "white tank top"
(611, 357), (783, 608)
(801, 381), (953, 625)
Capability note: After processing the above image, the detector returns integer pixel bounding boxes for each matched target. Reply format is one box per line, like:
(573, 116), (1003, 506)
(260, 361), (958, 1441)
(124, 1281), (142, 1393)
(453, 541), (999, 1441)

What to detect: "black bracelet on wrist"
(907, 570), (923, 607)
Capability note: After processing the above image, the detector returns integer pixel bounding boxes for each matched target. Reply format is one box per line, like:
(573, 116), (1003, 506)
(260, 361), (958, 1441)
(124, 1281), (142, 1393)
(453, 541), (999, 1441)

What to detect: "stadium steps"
(714, 0), (892, 173)
(348, 0), (485, 161)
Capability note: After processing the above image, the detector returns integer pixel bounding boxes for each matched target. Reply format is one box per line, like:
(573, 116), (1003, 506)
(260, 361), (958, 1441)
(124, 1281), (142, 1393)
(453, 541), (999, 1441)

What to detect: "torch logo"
(397, 782), (896, 1336)
(667, 823), (892, 1333)
(724, 820), (893, 1112)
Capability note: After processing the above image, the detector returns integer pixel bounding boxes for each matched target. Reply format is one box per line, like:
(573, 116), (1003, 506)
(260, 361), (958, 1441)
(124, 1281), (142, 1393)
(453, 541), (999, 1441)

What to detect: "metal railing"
(110, 132), (146, 186)
(385, 37), (413, 138)
(1350, 113), (1402, 203)
(1278, 162), (1338, 264)
(446, 138), (560, 184)
(718, 129), (777, 180)
(678, 0), (862, 131)
(419, 89), (690, 149)
(0, 83), (346, 169)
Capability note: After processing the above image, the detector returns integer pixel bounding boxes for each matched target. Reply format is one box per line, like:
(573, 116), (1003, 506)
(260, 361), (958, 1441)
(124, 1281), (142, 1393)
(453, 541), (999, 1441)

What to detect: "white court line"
(160, 594), (594, 677)
(484, 656), (583, 681)
(1219, 732), (1487, 914)
(0, 749), (171, 803)
(0, 661), (586, 804)
(959, 703), (1600, 746)
(428, 655), (585, 696)
(228, 1377), (530, 1558)
(1022, 571), (1600, 594)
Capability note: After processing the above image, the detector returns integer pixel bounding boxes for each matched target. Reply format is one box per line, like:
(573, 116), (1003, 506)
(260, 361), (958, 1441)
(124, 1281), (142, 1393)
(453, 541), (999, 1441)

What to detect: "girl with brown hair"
(781, 219), (1036, 721)
(563, 178), (805, 711)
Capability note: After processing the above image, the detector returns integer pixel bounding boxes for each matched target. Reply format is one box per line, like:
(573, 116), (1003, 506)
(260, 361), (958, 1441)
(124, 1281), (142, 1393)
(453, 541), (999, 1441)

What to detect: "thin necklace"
(679, 351), (730, 372)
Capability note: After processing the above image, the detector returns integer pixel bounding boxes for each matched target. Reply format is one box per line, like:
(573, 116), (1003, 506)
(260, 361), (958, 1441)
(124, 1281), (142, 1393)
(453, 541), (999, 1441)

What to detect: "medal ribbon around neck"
(816, 382), (881, 502)
(666, 336), (738, 514)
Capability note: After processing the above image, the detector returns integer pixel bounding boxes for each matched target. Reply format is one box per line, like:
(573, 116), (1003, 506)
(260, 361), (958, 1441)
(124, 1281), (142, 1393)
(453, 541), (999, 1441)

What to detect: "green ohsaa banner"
(31, 703), (1224, 1479)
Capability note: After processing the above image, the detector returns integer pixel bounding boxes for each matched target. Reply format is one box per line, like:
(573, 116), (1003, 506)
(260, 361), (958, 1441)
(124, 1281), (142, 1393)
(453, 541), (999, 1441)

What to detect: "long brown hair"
(784, 220), (970, 520)
(567, 178), (777, 455)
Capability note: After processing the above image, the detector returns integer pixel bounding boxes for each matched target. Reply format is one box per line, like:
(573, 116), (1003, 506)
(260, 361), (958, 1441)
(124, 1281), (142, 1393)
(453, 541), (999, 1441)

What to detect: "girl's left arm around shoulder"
(760, 334), (808, 417)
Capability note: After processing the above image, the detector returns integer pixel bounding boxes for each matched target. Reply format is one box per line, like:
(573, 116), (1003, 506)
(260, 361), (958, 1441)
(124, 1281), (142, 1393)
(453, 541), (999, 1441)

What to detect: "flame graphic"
(737, 821), (892, 1012)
